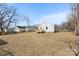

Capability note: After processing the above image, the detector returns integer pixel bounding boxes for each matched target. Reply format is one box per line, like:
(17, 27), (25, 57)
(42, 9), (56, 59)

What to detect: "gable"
(38, 22), (55, 32)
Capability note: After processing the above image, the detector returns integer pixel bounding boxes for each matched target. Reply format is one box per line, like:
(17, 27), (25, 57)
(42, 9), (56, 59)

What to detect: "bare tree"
(59, 4), (79, 33)
(23, 16), (31, 32)
(60, 22), (68, 32)
(0, 4), (17, 33)
(75, 4), (79, 35)
(26, 16), (31, 32)
(70, 3), (79, 35)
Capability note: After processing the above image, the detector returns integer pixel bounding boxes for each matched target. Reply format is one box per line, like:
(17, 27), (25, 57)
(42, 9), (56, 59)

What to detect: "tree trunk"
(75, 4), (79, 35)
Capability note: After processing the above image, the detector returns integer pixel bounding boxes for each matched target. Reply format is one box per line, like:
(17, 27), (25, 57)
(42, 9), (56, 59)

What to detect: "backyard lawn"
(0, 32), (79, 56)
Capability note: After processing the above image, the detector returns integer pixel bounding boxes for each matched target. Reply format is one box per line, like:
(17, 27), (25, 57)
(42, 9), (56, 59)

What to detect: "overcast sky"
(9, 3), (71, 26)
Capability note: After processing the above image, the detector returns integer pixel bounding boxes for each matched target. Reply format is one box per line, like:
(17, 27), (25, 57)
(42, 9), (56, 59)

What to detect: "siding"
(39, 23), (55, 32)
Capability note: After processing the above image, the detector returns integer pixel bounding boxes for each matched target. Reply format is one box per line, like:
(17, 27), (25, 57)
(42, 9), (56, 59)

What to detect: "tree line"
(58, 4), (79, 35)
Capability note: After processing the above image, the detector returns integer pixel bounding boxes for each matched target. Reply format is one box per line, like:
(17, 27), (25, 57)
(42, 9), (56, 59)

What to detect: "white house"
(13, 26), (29, 32)
(13, 26), (37, 32)
(13, 26), (20, 32)
(37, 22), (55, 32)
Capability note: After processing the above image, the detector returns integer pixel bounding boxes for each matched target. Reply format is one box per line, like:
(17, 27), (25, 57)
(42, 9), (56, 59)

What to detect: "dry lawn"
(0, 32), (79, 56)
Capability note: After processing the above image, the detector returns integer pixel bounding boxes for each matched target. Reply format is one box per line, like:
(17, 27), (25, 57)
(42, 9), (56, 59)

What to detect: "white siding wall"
(14, 27), (20, 32)
(39, 23), (55, 32)
(14, 27), (29, 32)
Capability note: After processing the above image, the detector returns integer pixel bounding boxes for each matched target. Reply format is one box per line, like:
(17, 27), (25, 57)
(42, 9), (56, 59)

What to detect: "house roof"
(17, 26), (27, 28)
(17, 26), (37, 28)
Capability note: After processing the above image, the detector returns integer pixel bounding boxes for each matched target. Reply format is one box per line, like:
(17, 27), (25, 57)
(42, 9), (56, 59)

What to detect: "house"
(14, 26), (28, 32)
(37, 22), (55, 32)
(13, 26), (37, 32)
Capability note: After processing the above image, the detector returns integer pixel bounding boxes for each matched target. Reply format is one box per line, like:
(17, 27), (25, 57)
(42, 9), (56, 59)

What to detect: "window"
(46, 26), (48, 30)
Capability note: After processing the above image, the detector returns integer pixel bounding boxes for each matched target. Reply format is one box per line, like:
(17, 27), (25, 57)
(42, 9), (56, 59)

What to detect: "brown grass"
(0, 32), (79, 56)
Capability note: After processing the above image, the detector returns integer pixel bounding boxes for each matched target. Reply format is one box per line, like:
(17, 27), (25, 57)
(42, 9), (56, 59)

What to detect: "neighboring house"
(37, 22), (55, 32)
(13, 27), (20, 32)
(14, 26), (28, 32)
(13, 26), (37, 32)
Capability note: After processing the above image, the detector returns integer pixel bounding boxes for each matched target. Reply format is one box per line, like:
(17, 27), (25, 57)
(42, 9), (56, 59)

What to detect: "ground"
(0, 32), (79, 56)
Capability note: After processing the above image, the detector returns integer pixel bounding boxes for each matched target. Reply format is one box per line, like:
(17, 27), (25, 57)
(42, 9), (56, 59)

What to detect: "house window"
(46, 26), (48, 30)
